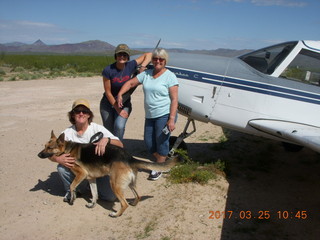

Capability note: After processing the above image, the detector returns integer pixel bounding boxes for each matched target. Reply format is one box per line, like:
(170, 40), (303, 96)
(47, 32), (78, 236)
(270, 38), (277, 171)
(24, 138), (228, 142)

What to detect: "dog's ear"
(57, 133), (65, 143)
(51, 130), (56, 139)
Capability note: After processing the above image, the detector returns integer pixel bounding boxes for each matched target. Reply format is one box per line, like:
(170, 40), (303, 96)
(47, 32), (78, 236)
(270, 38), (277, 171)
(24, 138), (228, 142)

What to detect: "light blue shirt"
(137, 69), (178, 118)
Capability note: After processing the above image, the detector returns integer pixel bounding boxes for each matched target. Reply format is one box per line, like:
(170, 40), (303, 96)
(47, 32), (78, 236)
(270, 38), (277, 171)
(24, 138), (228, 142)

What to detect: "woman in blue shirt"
(117, 48), (179, 180)
(100, 44), (151, 141)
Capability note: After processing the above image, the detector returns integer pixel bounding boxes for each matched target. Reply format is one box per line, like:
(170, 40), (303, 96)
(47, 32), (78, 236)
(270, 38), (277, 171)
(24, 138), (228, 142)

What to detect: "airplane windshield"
(239, 41), (320, 86)
(239, 41), (297, 74)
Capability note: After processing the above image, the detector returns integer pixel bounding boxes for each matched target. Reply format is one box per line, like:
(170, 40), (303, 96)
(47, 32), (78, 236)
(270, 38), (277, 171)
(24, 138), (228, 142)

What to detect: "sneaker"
(148, 170), (162, 181)
(63, 192), (70, 202)
(63, 191), (82, 202)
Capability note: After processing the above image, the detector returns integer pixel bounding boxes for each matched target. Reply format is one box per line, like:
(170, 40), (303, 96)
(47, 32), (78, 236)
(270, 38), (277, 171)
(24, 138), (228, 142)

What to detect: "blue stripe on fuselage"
(167, 66), (320, 105)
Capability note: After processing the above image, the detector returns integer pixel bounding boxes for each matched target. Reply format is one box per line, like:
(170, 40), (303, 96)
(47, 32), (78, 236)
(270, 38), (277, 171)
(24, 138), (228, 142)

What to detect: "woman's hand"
(138, 66), (148, 73)
(117, 78), (140, 109)
(117, 95), (123, 109)
(114, 102), (128, 119)
(167, 119), (176, 132)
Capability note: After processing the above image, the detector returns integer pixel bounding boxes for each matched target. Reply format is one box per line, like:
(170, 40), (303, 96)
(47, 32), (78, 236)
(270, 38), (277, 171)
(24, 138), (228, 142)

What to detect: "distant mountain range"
(0, 40), (115, 55)
(0, 39), (252, 57)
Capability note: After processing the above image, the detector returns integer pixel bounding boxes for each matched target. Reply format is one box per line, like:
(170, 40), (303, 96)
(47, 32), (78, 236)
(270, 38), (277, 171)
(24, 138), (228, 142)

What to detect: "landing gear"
(169, 118), (196, 156)
(169, 136), (187, 152)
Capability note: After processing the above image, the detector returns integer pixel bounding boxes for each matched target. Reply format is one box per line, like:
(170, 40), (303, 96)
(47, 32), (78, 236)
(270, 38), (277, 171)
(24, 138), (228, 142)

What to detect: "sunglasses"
(152, 57), (165, 62)
(116, 52), (129, 58)
(73, 108), (90, 114)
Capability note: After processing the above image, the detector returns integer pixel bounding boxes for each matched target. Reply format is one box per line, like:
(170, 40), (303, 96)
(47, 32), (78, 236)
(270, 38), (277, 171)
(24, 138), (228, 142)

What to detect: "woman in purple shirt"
(100, 44), (151, 141)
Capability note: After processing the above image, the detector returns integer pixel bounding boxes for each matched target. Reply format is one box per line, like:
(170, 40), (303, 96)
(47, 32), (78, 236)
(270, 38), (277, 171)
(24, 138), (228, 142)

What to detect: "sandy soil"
(0, 76), (320, 240)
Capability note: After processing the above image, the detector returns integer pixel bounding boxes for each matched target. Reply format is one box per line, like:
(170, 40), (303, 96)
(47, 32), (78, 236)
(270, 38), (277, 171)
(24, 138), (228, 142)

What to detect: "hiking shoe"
(148, 171), (162, 181)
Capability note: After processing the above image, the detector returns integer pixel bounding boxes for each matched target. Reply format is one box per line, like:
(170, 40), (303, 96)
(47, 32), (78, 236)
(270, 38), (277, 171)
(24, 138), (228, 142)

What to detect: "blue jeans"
(144, 114), (172, 157)
(57, 164), (116, 201)
(100, 94), (131, 141)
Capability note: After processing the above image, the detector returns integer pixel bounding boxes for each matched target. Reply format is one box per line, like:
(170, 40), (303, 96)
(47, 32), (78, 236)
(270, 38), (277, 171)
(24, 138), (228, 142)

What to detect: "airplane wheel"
(282, 142), (304, 152)
(169, 136), (188, 153)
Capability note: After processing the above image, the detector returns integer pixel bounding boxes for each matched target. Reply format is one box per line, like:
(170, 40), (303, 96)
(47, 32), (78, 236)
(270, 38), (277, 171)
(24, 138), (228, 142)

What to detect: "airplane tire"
(282, 142), (304, 152)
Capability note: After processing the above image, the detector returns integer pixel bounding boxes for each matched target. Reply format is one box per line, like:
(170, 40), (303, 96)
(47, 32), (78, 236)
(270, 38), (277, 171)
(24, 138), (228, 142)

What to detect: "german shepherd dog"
(38, 131), (178, 217)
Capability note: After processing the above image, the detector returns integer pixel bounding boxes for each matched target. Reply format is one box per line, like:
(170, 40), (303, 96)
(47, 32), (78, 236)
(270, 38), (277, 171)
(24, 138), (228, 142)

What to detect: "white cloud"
(0, 20), (57, 30)
(0, 19), (77, 44)
(251, 0), (307, 7)
(221, 0), (307, 7)
(18, 20), (56, 28)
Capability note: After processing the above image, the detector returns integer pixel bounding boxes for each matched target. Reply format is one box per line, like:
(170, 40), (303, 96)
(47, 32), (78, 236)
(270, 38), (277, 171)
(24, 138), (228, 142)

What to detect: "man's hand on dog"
(51, 154), (75, 168)
(94, 138), (109, 156)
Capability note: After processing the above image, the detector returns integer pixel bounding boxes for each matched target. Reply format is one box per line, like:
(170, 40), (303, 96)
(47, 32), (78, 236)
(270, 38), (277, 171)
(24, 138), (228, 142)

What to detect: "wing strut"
(169, 118), (196, 156)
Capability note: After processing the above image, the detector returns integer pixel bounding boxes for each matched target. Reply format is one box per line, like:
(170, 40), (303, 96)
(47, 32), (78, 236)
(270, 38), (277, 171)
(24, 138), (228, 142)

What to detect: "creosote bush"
(168, 149), (226, 184)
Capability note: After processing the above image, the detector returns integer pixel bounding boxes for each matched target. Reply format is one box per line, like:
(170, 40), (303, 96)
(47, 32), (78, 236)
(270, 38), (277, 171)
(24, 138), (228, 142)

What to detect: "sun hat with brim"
(72, 98), (91, 110)
(115, 44), (130, 55)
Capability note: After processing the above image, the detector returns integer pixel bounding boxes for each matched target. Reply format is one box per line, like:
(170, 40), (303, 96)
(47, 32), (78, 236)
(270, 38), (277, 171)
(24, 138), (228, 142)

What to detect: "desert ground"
(1, 76), (320, 240)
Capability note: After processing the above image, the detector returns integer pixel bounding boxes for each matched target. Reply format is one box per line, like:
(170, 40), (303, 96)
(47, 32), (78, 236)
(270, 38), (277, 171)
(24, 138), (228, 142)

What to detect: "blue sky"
(0, 0), (319, 50)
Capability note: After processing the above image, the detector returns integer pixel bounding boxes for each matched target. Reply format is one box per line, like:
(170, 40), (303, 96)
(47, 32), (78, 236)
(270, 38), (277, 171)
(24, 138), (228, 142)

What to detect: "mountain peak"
(32, 39), (46, 46)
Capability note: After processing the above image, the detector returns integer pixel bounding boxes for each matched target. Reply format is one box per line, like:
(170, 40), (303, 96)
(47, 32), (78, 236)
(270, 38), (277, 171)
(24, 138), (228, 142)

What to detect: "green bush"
(168, 149), (226, 184)
(13, 66), (26, 72)
(169, 163), (217, 184)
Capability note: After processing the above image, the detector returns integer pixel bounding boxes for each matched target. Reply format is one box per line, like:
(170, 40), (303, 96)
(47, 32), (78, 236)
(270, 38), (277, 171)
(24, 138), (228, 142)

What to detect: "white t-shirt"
(63, 122), (119, 143)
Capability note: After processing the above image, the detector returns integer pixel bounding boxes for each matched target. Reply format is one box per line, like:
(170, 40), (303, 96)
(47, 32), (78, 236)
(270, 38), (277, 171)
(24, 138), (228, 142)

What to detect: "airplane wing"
(248, 119), (320, 153)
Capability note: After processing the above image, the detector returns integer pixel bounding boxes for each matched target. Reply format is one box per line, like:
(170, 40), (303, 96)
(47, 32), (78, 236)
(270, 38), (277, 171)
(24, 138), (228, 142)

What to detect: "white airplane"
(166, 40), (320, 154)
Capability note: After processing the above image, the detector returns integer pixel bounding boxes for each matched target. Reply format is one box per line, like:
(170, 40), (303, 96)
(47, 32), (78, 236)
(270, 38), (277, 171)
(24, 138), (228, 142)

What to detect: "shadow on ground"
(173, 130), (320, 240)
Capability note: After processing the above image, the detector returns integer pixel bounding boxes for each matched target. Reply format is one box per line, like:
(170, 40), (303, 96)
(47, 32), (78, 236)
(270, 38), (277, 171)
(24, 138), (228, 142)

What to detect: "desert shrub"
(66, 68), (77, 74)
(13, 66), (26, 72)
(168, 149), (226, 184)
(169, 163), (216, 184)
(18, 72), (33, 80)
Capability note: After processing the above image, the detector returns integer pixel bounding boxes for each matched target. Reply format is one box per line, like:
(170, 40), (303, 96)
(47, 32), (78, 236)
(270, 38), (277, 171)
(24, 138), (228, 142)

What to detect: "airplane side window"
(241, 55), (268, 73)
(266, 46), (292, 74)
(239, 42), (296, 74)
(280, 49), (320, 86)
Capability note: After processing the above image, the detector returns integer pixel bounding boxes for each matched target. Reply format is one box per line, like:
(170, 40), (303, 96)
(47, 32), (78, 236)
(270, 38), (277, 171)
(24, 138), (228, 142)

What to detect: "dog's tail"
(130, 155), (180, 172)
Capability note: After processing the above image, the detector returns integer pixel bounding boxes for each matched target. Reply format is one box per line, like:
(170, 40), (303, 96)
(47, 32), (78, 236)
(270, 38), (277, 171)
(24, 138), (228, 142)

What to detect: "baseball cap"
(72, 98), (91, 110)
(115, 44), (130, 55)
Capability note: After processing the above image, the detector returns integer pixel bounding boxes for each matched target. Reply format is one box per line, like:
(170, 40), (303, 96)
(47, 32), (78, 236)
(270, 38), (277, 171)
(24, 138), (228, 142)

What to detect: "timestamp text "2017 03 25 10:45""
(209, 210), (308, 220)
